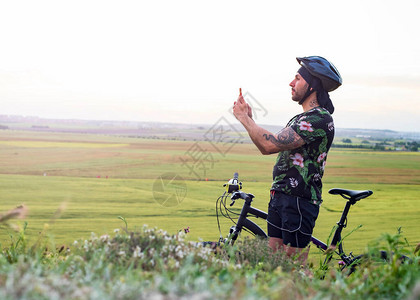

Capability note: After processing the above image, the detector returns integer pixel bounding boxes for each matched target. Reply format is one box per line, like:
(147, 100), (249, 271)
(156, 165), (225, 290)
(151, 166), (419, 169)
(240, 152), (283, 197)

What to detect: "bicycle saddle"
(328, 188), (373, 202)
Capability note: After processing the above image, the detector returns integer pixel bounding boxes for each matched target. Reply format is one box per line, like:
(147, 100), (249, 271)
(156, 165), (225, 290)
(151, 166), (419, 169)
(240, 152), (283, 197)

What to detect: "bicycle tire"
(340, 250), (411, 275)
(242, 218), (268, 239)
(340, 254), (364, 275)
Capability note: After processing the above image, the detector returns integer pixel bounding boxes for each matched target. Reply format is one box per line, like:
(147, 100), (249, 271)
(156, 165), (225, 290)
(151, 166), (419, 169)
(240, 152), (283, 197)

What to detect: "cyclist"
(233, 56), (342, 263)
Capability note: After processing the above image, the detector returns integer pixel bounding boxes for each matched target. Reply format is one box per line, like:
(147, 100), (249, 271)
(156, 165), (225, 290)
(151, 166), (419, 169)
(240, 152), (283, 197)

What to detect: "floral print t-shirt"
(271, 107), (334, 205)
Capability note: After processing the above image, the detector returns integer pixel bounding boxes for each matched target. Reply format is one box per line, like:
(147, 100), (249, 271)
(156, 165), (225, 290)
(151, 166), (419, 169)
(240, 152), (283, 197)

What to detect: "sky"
(1, 0), (419, 132)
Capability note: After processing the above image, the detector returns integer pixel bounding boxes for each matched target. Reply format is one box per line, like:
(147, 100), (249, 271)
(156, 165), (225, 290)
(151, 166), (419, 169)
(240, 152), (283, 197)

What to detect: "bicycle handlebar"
(231, 191), (254, 202)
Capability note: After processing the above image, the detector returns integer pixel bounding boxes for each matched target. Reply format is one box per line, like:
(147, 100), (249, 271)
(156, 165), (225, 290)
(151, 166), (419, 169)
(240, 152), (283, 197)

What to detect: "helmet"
(296, 56), (342, 92)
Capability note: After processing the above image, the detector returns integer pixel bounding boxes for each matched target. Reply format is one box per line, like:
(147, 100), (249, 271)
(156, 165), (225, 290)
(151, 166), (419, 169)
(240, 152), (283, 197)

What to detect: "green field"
(1, 130), (419, 257)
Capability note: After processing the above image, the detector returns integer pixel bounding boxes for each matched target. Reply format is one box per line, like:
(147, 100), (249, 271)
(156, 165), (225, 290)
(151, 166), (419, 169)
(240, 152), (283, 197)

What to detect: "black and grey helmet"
(296, 56), (342, 92)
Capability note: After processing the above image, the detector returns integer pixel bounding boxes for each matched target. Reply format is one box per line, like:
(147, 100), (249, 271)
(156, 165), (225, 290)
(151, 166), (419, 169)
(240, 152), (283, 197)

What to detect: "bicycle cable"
(217, 190), (283, 240)
(220, 194), (240, 218)
(216, 192), (267, 240)
(216, 192), (244, 239)
(216, 192), (226, 240)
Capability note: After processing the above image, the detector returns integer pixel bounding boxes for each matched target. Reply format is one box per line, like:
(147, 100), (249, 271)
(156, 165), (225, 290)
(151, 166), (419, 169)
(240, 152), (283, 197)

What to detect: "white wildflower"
(100, 235), (110, 242)
(83, 240), (89, 251)
(133, 246), (142, 258)
(175, 245), (184, 259)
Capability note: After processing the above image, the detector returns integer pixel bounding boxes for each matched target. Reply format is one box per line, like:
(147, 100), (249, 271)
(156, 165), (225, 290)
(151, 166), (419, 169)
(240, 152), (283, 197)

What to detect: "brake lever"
(231, 191), (254, 202)
(229, 191), (240, 206)
(231, 191), (241, 200)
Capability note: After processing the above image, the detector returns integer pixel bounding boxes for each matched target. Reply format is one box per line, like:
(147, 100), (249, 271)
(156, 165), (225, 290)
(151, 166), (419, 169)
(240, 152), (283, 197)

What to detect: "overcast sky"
(1, 0), (419, 132)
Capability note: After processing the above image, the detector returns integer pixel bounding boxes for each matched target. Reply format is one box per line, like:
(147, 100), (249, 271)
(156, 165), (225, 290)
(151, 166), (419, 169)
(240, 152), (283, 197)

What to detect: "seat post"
(331, 200), (352, 246)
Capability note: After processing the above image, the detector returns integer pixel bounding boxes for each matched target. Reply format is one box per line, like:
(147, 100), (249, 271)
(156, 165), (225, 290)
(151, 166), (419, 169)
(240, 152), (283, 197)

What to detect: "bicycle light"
(223, 172), (242, 193)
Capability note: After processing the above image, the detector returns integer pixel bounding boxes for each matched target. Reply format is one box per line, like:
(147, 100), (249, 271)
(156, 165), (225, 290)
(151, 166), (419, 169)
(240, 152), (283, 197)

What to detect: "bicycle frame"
(219, 185), (373, 268)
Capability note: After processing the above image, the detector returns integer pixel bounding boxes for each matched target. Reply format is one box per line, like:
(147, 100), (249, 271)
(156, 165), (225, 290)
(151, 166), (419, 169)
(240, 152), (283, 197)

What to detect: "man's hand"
(233, 95), (252, 121)
(232, 91), (304, 155)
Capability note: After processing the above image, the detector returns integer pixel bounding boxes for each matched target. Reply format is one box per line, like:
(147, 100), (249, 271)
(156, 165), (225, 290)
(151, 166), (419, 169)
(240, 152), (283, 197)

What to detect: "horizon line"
(0, 113), (419, 135)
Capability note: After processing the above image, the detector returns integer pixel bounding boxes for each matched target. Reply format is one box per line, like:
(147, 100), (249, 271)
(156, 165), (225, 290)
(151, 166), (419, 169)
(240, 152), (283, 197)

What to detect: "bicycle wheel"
(340, 254), (364, 275)
(242, 219), (268, 239)
(340, 251), (411, 275)
(225, 219), (267, 246)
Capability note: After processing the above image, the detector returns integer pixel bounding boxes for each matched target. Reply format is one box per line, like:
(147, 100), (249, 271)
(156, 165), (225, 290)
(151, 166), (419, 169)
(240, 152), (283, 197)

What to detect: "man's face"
(289, 73), (309, 102)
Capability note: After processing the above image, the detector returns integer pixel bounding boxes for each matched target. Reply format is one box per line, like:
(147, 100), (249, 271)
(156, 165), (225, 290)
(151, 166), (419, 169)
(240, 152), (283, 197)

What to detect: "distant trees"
(373, 143), (386, 151)
(409, 141), (418, 152)
(332, 139), (418, 152)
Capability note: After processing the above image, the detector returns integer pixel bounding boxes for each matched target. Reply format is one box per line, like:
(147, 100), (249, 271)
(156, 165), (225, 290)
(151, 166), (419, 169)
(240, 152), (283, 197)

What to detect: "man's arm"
(233, 96), (304, 155)
(238, 116), (304, 155)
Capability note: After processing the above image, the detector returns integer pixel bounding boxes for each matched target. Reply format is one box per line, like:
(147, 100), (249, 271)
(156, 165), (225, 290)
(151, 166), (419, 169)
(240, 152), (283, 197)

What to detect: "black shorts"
(267, 191), (320, 248)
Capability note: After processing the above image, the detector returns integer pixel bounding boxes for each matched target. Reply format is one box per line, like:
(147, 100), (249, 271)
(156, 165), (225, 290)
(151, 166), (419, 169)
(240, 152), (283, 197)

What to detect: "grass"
(1, 179), (417, 262)
(0, 130), (419, 252)
(0, 129), (419, 298)
(0, 222), (419, 299)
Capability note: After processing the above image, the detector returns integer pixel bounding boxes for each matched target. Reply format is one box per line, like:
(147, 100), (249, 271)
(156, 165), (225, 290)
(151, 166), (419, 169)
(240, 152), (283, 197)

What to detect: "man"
(233, 56), (342, 263)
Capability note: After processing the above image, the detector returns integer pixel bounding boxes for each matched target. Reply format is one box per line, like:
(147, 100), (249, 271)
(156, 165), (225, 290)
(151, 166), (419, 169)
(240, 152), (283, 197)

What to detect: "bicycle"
(212, 172), (376, 273)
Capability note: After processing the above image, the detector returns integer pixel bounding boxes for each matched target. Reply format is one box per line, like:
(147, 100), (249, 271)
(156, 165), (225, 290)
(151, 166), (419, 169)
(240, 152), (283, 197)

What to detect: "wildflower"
(100, 235), (110, 242)
(184, 226), (190, 234)
(175, 245), (185, 259)
(83, 240), (89, 251)
(133, 246), (143, 258)
(178, 231), (186, 239)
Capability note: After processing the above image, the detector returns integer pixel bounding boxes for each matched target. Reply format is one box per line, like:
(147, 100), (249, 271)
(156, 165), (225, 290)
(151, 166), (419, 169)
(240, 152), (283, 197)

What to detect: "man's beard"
(291, 83), (309, 103)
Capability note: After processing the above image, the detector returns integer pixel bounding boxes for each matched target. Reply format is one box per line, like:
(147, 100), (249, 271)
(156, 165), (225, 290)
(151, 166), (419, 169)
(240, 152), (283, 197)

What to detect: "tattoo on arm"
(263, 131), (294, 146)
(262, 127), (304, 151)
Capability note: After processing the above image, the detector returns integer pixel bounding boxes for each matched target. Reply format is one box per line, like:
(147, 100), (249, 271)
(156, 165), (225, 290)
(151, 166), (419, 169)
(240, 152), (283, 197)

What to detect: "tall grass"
(0, 214), (419, 299)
